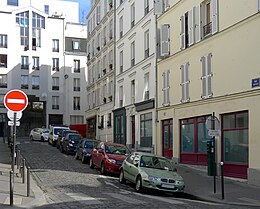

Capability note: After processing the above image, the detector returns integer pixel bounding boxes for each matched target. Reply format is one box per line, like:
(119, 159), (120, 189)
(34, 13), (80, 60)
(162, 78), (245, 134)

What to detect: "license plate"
(161, 184), (176, 189)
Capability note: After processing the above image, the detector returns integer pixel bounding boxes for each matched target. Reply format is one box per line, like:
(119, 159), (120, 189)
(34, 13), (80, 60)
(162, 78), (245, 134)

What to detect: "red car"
(90, 142), (131, 175)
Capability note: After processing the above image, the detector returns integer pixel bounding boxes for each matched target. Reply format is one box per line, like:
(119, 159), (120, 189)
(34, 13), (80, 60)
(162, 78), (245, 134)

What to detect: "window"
(154, 0), (170, 15)
(0, 35), (7, 48)
(96, 5), (100, 24)
(222, 111), (248, 164)
(52, 39), (59, 52)
(160, 24), (170, 57)
(72, 40), (80, 50)
(119, 50), (123, 73)
(52, 96), (59, 109)
(96, 33), (100, 50)
(103, 55), (107, 75)
(144, 0), (149, 15)
(144, 30), (149, 58)
(108, 80), (113, 101)
(131, 41), (135, 67)
(32, 57), (39, 70)
(16, 12), (29, 46)
(21, 75), (28, 89)
(107, 113), (112, 127)
(44, 5), (49, 14)
(97, 60), (101, 78)
(201, 53), (213, 99)
(162, 70), (170, 106)
(119, 16), (123, 38)
(103, 26), (107, 46)
(144, 73), (149, 100)
(140, 113), (152, 147)
(120, 0), (123, 4)
(32, 76), (40, 89)
(109, 19), (113, 40)
(103, 83), (107, 103)
(0, 94), (4, 107)
(7, 0), (18, 6)
(180, 63), (190, 103)
(52, 58), (59, 71)
(119, 86), (123, 107)
(131, 3), (135, 28)
(70, 116), (84, 124)
(73, 78), (80, 91)
(52, 77), (59, 90)
(74, 60), (80, 73)
(21, 56), (29, 69)
(73, 97), (80, 110)
(131, 80), (135, 103)
(0, 54), (7, 68)
(109, 50), (113, 70)
(32, 12), (45, 49)
(0, 75), (7, 88)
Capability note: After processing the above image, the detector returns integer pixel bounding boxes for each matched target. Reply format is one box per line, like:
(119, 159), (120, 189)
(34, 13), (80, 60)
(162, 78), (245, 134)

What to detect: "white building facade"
(0, 0), (87, 137)
(114, 0), (157, 151)
(86, 0), (114, 141)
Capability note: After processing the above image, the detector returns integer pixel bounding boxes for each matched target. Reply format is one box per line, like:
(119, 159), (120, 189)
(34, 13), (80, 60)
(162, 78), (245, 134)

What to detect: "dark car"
(56, 129), (78, 150)
(90, 142), (131, 175)
(60, 133), (82, 155)
(75, 139), (99, 164)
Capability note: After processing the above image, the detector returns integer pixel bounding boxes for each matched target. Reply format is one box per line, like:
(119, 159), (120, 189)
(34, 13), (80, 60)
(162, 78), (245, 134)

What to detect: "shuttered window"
(201, 53), (213, 99)
(211, 0), (219, 34)
(160, 24), (170, 57)
(180, 63), (190, 103)
(180, 15), (186, 50)
(194, 5), (201, 43)
(188, 9), (195, 46)
(162, 70), (170, 106)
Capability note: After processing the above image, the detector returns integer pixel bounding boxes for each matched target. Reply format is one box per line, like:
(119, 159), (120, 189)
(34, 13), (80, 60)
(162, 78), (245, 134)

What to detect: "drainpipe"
(154, 12), (158, 155)
(113, 0), (116, 142)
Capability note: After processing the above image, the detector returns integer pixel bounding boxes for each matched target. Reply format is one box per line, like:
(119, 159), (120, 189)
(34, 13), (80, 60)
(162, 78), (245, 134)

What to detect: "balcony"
(203, 22), (212, 37)
(52, 86), (59, 91)
(74, 86), (80, 91)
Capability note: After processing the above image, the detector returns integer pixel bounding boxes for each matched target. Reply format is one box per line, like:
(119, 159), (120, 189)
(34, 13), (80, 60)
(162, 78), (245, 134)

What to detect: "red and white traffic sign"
(4, 89), (28, 112)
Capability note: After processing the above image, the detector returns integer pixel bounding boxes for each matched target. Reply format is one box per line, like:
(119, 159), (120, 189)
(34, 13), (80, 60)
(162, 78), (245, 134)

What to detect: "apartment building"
(86, 0), (114, 141)
(0, 0), (87, 137)
(156, 0), (260, 184)
(114, 0), (157, 151)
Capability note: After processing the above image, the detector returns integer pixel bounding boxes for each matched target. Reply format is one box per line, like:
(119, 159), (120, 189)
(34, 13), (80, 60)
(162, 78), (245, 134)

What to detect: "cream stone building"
(156, 0), (260, 185)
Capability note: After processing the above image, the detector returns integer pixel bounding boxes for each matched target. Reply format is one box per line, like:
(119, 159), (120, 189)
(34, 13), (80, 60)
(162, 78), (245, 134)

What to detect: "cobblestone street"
(18, 138), (249, 209)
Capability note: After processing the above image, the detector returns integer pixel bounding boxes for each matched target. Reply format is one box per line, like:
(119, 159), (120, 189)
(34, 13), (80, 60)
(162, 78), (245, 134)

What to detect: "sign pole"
(212, 112), (216, 194)
(12, 113), (17, 173)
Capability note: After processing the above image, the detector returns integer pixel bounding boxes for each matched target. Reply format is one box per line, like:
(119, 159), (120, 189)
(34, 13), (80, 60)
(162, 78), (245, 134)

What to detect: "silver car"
(30, 128), (50, 141)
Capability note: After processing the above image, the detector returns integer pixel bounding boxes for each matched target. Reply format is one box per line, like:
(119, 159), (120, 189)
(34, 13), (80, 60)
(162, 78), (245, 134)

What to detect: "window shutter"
(188, 9), (194, 46)
(160, 24), (170, 57)
(154, 0), (163, 15)
(180, 15), (186, 50)
(201, 56), (207, 98)
(162, 72), (166, 105)
(166, 70), (170, 104)
(164, 0), (170, 11)
(194, 5), (201, 43)
(211, 0), (219, 34)
(180, 64), (185, 102)
(207, 53), (213, 96)
(259, 0), (260, 11)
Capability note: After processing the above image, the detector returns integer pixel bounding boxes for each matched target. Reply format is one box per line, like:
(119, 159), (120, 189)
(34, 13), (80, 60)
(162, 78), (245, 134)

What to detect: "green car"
(119, 152), (185, 193)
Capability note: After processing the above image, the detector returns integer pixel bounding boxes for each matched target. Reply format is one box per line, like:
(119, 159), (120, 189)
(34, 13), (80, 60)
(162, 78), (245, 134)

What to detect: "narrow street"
(17, 138), (247, 209)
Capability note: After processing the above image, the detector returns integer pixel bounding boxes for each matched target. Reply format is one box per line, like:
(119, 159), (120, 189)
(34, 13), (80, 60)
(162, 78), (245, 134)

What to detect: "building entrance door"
(162, 119), (173, 159)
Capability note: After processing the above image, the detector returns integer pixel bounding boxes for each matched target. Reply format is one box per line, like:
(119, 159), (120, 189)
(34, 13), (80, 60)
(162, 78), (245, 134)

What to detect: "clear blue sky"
(62, 0), (90, 23)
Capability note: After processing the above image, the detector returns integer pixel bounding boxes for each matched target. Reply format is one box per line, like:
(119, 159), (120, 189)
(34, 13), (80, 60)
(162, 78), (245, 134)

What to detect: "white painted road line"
(66, 193), (104, 205)
(105, 192), (147, 204)
(134, 193), (185, 205)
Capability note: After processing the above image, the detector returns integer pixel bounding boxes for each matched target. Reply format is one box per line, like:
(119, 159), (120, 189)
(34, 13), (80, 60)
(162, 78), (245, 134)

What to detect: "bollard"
(17, 150), (20, 171)
(27, 167), (30, 197)
(10, 171), (14, 206)
(22, 159), (25, 183)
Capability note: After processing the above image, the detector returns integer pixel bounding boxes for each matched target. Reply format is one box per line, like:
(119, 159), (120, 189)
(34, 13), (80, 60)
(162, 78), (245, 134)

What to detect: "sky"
(62, 0), (90, 23)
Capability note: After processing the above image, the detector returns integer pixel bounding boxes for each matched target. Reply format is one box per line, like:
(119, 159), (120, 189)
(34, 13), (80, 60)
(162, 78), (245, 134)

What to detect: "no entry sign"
(4, 89), (28, 112)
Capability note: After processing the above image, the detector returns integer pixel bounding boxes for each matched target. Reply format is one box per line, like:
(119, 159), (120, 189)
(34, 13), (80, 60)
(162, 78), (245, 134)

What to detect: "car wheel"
(100, 162), (106, 175)
(81, 155), (86, 164)
(135, 175), (143, 193)
(89, 158), (95, 169)
(119, 169), (126, 184)
(75, 152), (79, 160)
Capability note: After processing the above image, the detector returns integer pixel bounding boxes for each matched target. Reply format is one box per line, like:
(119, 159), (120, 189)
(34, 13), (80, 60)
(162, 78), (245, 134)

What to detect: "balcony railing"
(131, 58), (135, 67)
(52, 105), (59, 110)
(52, 48), (59, 52)
(145, 48), (149, 59)
(144, 6), (149, 15)
(0, 83), (7, 88)
(21, 84), (28, 89)
(21, 65), (29, 70)
(73, 105), (80, 110)
(32, 85), (40, 90)
(120, 31), (123, 38)
(131, 20), (135, 28)
(52, 86), (59, 91)
(74, 86), (80, 91)
(120, 65), (123, 73)
(74, 68), (80, 73)
(52, 67), (59, 71)
(144, 90), (149, 100)
(32, 66), (39, 70)
(203, 22), (212, 37)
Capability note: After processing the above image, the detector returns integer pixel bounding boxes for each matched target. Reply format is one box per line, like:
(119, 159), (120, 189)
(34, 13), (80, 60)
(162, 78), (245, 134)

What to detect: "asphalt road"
(18, 138), (249, 209)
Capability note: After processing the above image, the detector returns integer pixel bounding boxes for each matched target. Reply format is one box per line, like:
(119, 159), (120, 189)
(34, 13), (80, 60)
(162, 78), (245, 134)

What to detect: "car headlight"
(69, 143), (74, 147)
(107, 158), (116, 164)
(148, 176), (160, 181)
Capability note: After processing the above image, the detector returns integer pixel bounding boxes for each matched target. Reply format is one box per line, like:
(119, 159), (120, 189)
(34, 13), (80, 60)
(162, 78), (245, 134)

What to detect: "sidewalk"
(0, 140), (46, 209)
(176, 163), (260, 207)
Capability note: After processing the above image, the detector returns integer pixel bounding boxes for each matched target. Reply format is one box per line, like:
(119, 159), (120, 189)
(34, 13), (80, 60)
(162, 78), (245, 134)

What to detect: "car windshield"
(54, 128), (67, 135)
(69, 135), (82, 142)
(105, 145), (130, 155)
(140, 156), (174, 171)
(84, 141), (95, 149)
(42, 129), (49, 133)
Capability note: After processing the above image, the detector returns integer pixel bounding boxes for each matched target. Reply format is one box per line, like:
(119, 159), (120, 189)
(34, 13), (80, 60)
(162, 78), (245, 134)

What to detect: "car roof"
(101, 141), (127, 147)
(132, 152), (167, 159)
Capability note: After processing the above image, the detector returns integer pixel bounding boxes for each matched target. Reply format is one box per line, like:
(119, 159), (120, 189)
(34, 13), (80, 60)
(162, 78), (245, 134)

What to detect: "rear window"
(105, 145), (130, 155)
(54, 128), (68, 135)
(84, 141), (95, 149)
(69, 135), (82, 142)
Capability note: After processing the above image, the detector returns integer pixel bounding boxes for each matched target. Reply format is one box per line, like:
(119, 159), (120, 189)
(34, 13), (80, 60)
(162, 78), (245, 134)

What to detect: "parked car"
(90, 142), (131, 175)
(48, 125), (69, 146)
(30, 128), (50, 142)
(56, 129), (78, 149)
(75, 139), (99, 164)
(60, 133), (82, 155)
(119, 152), (185, 193)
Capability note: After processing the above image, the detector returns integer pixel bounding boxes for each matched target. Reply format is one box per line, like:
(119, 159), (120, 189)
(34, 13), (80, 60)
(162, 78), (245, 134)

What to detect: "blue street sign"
(252, 78), (260, 88)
